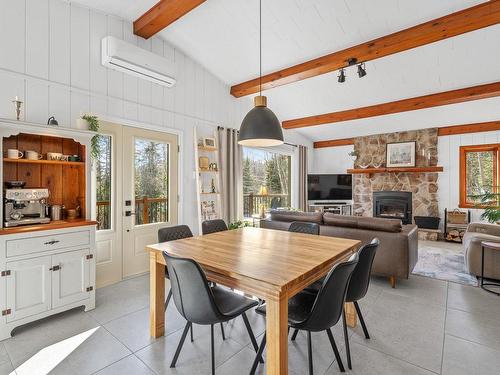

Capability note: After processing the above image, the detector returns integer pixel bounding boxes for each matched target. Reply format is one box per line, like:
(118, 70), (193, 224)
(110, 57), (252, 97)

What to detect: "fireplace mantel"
(348, 166), (443, 176)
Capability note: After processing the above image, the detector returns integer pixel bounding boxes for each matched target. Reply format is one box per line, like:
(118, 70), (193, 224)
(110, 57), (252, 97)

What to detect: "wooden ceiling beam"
(314, 121), (500, 148)
(134, 0), (206, 39)
(230, 1), (500, 97)
(283, 82), (500, 129)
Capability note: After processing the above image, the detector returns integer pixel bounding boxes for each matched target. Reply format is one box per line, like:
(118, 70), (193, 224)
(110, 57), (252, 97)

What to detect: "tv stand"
(308, 202), (353, 216)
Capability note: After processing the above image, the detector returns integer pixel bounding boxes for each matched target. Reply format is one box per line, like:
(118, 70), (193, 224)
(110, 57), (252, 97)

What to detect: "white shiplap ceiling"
(74, 0), (500, 141)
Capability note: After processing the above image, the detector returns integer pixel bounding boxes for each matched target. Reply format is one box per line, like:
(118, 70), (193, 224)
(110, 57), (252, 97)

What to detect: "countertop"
(0, 219), (98, 235)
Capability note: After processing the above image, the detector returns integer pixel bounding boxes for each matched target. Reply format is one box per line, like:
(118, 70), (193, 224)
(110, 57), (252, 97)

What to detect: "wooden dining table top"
(146, 227), (361, 298)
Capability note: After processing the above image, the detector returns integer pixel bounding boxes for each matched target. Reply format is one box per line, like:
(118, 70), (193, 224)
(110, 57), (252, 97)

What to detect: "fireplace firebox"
(373, 191), (412, 224)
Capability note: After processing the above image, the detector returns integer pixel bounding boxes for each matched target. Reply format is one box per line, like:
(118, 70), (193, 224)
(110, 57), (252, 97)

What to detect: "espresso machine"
(4, 188), (50, 227)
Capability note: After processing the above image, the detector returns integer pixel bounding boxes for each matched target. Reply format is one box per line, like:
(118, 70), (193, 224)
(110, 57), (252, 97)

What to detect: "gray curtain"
(298, 145), (308, 211)
(217, 127), (243, 224)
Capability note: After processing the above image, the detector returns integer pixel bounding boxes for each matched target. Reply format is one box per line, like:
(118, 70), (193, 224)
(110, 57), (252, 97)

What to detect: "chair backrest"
(158, 225), (193, 243)
(202, 219), (228, 235)
(347, 238), (380, 302)
(288, 221), (320, 235)
(163, 252), (223, 324)
(298, 253), (359, 331)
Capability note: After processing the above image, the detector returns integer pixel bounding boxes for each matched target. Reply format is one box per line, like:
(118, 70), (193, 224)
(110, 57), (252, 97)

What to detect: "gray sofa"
(463, 223), (500, 280)
(260, 210), (418, 287)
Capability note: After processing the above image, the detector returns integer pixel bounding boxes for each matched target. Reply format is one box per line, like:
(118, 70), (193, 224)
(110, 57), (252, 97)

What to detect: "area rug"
(412, 242), (478, 286)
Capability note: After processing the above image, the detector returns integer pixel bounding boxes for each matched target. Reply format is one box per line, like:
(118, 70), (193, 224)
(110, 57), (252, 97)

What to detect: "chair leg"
(170, 322), (191, 368)
(354, 301), (370, 339)
(307, 331), (313, 375)
(250, 333), (266, 375)
(291, 328), (299, 341)
(164, 289), (172, 310)
(190, 323), (194, 342)
(342, 310), (352, 370)
(210, 324), (215, 375)
(326, 328), (345, 373)
(220, 322), (226, 340)
(242, 312), (264, 363)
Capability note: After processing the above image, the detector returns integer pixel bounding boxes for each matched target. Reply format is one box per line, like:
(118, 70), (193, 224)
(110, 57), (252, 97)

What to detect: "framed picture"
(199, 156), (209, 170)
(203, 137), (216, 148)
(386, 141), (416, 167)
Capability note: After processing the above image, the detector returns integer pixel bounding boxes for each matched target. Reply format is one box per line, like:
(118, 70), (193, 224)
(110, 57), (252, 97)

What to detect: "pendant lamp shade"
(238, 96), (284, 147)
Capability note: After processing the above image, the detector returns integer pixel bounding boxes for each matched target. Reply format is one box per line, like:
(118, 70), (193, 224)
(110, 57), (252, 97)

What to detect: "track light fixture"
(338, 68), (346, 83)
(357, 63), (367, 78)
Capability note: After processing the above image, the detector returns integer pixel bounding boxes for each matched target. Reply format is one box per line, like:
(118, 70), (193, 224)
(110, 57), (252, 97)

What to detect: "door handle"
(50, 265), (61, 271)
(125, 211), (136, 217)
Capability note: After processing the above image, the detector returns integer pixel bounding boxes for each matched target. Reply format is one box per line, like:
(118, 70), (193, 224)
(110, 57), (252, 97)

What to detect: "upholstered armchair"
(463, 223), (500, 280)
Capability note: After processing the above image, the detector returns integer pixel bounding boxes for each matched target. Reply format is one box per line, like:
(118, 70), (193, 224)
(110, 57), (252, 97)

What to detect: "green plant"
(82, 114), (100, 160)
(469, 187), (500, 223)
(228, 220), (251, 230)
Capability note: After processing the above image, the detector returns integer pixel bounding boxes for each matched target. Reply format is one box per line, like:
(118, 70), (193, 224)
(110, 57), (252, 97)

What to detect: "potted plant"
(228, 220), (251, 230)
(470, 188), (500, 223)
(348, 150), (358, 162)
(76, 114), (100, 161)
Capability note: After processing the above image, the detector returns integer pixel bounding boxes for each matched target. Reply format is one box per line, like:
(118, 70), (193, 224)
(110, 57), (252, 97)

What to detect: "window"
(243, 147), (291, 218)
(95, 135), (112, 230)
(460, 144), (499, 208)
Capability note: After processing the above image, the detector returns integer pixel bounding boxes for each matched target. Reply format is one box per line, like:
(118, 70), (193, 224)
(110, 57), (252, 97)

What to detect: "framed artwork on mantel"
(386, 141), (416, 167)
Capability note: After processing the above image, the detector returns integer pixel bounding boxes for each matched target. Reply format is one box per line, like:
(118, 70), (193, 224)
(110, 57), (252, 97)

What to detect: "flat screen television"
(307, 174), (353, 202)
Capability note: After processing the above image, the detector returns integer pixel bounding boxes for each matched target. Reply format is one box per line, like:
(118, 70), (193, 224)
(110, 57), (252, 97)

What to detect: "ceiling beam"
(314, 121), (500, 148)
(134, 0), (206, 39)
(283, 82), (500, 129)
(230, 1), (500, 97)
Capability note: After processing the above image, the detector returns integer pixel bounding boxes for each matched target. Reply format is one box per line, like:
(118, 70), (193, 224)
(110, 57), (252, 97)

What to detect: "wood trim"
(315, 121), (500, 149)
(347, 166), (443, 174)
(0, 220), (98, 235)
(283, 82), (500, 129)
(230, 1), (500, 97)
(459, 144), (500, 208)
(134, 0), (206, 39)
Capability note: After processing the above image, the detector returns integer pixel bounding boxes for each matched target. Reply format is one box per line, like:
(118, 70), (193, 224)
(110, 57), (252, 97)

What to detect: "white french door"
(95, 122), (179, 286)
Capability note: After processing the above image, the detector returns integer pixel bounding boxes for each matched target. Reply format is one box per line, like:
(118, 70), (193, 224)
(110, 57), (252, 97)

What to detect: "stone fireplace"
(373, 191), (412, 224)
(353, 128), (439, 222)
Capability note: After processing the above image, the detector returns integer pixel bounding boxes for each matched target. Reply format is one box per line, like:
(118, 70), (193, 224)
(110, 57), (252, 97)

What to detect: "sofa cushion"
(323, 213), (402, 233)
(269, 210), (323, 224)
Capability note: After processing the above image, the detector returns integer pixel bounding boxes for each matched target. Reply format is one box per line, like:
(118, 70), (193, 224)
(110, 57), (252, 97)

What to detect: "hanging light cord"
(259, 0), (262, 96)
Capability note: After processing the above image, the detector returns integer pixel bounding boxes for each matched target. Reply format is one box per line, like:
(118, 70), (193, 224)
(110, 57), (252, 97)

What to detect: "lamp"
(258, 185), (268, 196)
(238, 0), (283, 147)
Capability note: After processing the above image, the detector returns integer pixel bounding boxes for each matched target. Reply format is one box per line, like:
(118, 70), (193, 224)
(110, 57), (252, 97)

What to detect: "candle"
(15, 96), (18, 101)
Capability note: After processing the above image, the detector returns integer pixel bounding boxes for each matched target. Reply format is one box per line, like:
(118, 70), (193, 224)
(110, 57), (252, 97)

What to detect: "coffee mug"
(7, 149), (23, 159)
(47, 152), (62, 161)
(60, 155), (69, 161)
(68, 155), (81, 162)
(25, 150), (43, 160)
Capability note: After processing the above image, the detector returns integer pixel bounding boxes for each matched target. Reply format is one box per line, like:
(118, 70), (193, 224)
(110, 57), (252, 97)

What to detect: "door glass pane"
(95, 135), (112, 230)
(134, 138), (169, 225)
(466, 150), (495, 203)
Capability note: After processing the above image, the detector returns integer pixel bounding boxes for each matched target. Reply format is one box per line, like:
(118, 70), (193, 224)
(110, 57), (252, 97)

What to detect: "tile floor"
(1, 273), (500, 374)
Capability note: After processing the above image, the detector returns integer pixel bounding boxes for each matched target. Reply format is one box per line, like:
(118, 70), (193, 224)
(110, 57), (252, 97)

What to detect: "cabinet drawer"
(6, 230), (91, 257)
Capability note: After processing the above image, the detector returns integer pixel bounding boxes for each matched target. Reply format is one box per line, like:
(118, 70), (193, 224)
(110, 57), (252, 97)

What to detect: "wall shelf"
(198, 170), (219, 173)
(347, 166), (443, 175)
(198, 146), (218, 152)
(4, 158), (85, 167)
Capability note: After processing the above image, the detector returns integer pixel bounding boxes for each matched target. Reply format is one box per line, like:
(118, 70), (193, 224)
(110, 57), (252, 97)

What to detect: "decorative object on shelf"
(348, 150), (358, 162)
(25, 150), (43, 160)
(7, 149), (23, 159)
(470, 187), (500, 223)
(386, 141), (416, 167)
(228, 220), (251, 230)
(358, 163), (370, 169)
(372, 158), (383, 168)
(238, 0), (283, 147)
(47, 152), (63, 161)
(68, 155), (81, 162)
(199, 156), (209, 170)
(211, 178), (216, 193)
(47, 116), (59, 126)
(209, 162), (218, 171)
(202, 137), (216, 148)
(12, 96), (23, 120)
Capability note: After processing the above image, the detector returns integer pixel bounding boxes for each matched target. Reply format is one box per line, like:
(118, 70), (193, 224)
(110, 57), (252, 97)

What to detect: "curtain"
(217, 127), (243, 224)
(298, 145), (308, 211)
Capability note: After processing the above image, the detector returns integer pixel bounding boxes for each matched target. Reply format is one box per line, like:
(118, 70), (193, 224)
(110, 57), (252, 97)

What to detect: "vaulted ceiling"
(75, 0), (500, 142)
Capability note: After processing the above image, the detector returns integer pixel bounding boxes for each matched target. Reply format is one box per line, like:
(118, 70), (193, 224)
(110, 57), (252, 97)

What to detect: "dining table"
(147, 226), (361, 375)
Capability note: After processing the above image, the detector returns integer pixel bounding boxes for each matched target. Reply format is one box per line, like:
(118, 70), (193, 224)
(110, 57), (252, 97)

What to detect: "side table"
(480, 241), (500, 296)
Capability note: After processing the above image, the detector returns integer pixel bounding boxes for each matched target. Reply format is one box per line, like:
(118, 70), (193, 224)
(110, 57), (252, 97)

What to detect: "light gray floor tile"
(325, 342), (436, 375)
(0, 360), (14, 375)
(135, 323), (245, 374)
(0, 344), (9, 366)
(447, 281), (500, 317)
(351, 291), (445, 373)
(442, 334), (500, 375)
(446, 308), (500, 351)
(93, 354), (155, 375)
(220, 308), (266, 347)
(50, 327), (131, 375)
(88, 275), (151, 324)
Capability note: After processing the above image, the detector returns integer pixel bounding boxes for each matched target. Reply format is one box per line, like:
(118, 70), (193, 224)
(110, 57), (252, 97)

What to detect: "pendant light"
(238, 0), (284, 147)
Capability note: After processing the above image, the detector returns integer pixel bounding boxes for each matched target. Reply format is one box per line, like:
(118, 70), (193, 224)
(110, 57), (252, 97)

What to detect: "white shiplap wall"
(0, 0), (254, 233)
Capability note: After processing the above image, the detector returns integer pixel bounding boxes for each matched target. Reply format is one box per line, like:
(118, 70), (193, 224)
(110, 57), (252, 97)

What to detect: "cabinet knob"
(49, 265), (61, 271)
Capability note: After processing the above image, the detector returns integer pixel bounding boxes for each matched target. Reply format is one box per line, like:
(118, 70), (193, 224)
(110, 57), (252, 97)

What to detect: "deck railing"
(243, 193), (290, 218)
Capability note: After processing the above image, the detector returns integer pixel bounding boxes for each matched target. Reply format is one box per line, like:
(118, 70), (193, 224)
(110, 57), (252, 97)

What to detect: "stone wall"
(353, 128), (439, 219)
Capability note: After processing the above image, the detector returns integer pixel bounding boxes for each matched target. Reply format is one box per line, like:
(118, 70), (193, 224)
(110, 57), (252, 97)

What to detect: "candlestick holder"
(12, 98), (23, 120)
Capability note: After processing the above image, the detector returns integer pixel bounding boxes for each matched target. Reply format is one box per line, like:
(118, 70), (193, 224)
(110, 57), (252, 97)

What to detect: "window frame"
(459, 143), (500, 208)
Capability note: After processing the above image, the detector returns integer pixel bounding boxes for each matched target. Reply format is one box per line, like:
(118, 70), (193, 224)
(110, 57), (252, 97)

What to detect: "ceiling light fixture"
(357, 63), (367, 78)
(338, 68), (346, 83)
(238, 0), (284, 147)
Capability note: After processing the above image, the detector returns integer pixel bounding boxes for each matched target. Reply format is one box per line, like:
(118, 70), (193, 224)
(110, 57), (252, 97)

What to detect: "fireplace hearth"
(373, 191), (412, 224)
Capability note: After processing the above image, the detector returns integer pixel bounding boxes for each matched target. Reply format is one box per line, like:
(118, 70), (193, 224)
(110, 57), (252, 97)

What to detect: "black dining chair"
(163, 252), (262, 375)
(202, 219), (228, 235)
(250, 253), (359, 375)
(288, 221), (320, 235)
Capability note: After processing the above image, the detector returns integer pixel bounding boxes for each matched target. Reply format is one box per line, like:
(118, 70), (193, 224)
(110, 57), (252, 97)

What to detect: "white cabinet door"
(52, 249), (90, 308)
(5, 256), (52, 322)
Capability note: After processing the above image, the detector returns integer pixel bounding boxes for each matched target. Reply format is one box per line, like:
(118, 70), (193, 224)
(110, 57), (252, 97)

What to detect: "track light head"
(357, 63), (367, 78)
(338, 68), (346, 83)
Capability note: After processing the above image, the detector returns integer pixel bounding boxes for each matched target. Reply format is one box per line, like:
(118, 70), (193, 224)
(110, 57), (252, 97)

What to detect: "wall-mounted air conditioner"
(101, 36), (176, 88)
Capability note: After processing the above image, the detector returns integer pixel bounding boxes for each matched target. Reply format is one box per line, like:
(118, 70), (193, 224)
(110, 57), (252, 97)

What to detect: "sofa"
(463, 223), (500, 280)
(260, 210), (419, 287)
